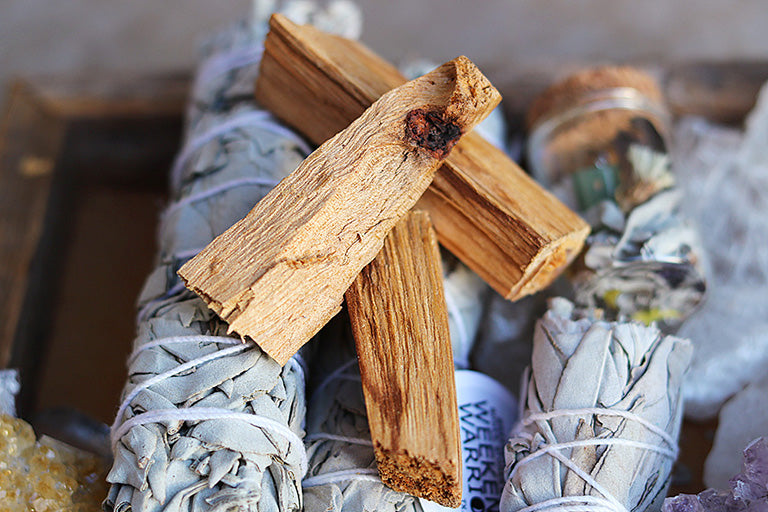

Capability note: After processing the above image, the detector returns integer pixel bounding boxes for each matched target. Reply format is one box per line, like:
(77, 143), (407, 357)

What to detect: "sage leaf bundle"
(501, 298), (692, 512)
(104, 4), (356, 509)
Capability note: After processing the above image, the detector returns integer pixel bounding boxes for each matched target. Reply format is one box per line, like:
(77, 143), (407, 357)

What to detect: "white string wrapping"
(112, 334), (310, 476)
(126, 334), (244, 366)
(303, 358), (368, 455)
(502, 299), (691, 512)
(302, 469), (381, 488)
(310, 358), (360, 404)
(113, 407), (308, 477)
(170, 109), (311, 190)
(516, 495), (625, 512)
(508, 407), (679, 512)
(192, 45), (265, 100)
(163, 176), (281, 220)
(509, 437), (677, 481)
(112, 344), (249, 436)
(136, 282), (188, 323)
(522, 408), (678, 450)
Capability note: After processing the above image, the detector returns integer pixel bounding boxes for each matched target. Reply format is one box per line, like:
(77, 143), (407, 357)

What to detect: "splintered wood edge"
(375, 445), (461, 507)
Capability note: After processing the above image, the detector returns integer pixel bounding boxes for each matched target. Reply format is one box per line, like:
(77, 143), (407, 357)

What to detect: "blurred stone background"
(2, 0), (768, 105)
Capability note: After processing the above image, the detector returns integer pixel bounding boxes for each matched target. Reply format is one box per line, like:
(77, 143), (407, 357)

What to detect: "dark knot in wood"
(405, 108), (462, 160)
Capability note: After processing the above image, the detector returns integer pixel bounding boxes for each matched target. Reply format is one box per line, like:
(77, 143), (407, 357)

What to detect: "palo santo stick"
(346, 211), (461, 507)
(256, 14), (590, 300)
(179, 56), (500, 365)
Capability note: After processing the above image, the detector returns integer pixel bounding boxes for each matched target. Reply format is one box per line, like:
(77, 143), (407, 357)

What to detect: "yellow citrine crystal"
(0, 414), (106, 511)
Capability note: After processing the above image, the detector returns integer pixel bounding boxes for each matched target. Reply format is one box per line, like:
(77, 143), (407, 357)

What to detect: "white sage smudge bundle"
(302, 256), (507, 512)
(105, 4), (357, 510)
(501, 298), (692, 512)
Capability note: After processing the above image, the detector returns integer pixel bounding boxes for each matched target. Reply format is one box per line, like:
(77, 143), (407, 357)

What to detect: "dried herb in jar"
(527, 67), (706, 331)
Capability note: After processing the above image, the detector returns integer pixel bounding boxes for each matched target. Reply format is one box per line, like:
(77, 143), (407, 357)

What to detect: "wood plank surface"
(0, 74), (182, 417)
(0, 80), (67, 370)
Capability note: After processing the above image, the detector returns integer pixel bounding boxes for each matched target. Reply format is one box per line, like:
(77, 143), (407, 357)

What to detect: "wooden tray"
(0, 73), (187, 422)
(1, 61), (766, 493)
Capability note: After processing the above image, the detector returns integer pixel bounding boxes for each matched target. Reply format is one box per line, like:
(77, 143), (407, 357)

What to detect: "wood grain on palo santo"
(346, 211), (461, 507)
(256, 14), (590, 300)
(179, 55), (500, 365)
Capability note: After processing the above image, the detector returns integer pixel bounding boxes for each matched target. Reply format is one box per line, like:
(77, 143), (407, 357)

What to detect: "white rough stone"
(704, 374), (768, 488)
(673, 84), (768, 419)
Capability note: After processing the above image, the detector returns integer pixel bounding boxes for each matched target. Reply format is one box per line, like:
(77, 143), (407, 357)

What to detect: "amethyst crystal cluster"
(664, 438), (768, 512)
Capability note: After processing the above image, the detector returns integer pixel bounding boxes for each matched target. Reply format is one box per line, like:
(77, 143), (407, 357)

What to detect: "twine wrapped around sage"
(105, 3), (358, 510)
(501, 298), (691, 512)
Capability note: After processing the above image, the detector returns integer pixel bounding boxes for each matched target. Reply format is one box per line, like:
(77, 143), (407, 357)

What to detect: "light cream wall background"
(1, 0), (767, 102)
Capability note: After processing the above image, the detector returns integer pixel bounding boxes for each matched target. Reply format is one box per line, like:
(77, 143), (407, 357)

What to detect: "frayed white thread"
(302, 469), (380, 488)
(170, 110), (311, 190)
(164, 176), (281, 221)
(192, 45), (265, 100)
(304, 433), (373, 447)
(112, 407), (308, 477)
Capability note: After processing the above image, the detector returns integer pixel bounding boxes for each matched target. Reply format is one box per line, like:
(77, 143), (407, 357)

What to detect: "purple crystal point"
(665, 438), (768, 512)
(663, 494), (707, 512)
(731, 438), (768, 502)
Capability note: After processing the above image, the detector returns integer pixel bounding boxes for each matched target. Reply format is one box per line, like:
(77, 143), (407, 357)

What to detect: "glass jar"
(527, 67), (706, 331)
